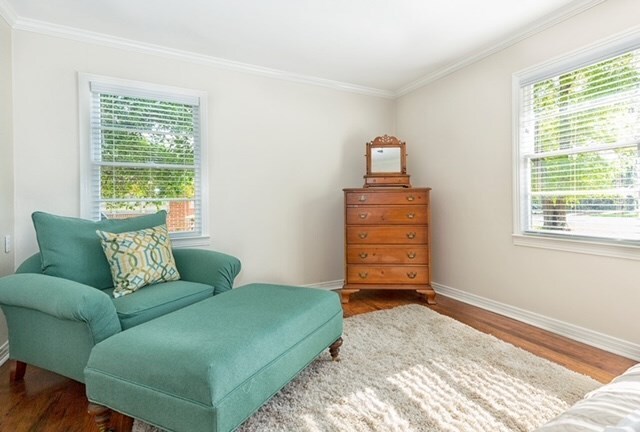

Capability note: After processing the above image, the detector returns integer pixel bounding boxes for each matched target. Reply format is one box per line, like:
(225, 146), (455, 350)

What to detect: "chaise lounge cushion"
(32, 210), (168, 289)
(103, 280), (214, 330)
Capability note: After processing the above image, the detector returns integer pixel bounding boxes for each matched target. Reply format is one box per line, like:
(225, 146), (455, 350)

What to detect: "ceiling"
(1, 0), (603, 96)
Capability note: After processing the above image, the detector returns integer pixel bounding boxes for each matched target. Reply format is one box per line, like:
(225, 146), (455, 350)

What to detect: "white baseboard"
(306, 278), (640, 361)
(433, 282), (640, 362)
(0, 341), (8, 366)
(303, 279), (344, 290)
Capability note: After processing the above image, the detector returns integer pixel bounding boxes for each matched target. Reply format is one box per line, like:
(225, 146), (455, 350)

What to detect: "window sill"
(512, 233), (640, 261)
(171, 235), (211, 249)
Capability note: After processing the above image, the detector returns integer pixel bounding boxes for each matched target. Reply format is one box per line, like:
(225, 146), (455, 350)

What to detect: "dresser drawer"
(346, 226), (428, 244)
(347, 246), (428, 264)
(345, 190), (428, 206)
(347, 265), (429, 284)
(342, 187), (434, 304)
(346, 206), (427, 225)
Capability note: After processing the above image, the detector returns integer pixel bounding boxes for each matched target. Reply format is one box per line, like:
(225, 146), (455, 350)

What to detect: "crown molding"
(11, 16), (395, 99)
(396, 0), (607, 97)
(0, 0), (17, 26)
(1, 0), (610, 99)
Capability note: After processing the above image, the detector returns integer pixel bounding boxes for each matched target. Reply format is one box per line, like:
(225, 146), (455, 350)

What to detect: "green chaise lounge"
(0, 211), (241, 383)
(0, 211), (344, 432)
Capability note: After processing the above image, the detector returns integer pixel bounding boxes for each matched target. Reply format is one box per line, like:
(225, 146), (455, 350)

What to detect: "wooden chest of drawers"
(341, 187), (435, 304)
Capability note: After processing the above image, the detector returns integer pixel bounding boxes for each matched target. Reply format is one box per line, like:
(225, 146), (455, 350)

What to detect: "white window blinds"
(87, 79), (204, 237)
(518, 46), (640, 243)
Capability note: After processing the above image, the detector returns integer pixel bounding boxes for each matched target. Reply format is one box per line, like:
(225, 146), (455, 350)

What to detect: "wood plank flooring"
(0, 290), (636, 431)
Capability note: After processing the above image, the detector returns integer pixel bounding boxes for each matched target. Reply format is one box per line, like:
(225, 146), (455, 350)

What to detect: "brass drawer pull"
(359, 252), (368, 259)
(407, 252), (416, 259)
(406, 232), (416, 239)
(358, 232), (368, 239)
(407, 272), (417, 279)
(359, 213), (368, 219)
(406, 212), (415, 219)
(406, 195), (415, 202)
(359, 272), (368, 279)
(359, 195), (367, 202)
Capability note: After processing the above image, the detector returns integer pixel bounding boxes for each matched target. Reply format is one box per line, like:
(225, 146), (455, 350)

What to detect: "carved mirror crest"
(364, 135), (411, 188)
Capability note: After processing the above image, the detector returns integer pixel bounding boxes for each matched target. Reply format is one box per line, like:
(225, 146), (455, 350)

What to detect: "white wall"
(12, 30), (395, 287)
(397, 0), (640, 347)
(0, 17), (13, 351)
(9, 0), (638, 359)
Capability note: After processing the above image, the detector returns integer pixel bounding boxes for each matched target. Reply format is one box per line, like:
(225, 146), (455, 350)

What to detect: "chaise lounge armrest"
(0, 273), (122, 345)
(173, 249), (241, 294)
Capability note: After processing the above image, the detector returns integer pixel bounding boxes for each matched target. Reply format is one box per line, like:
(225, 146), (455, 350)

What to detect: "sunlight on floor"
(386, 359), (572, 432)
(388, 364), (506, 432)
(325, 387), (415, 432)
(290, 356), (587, 431)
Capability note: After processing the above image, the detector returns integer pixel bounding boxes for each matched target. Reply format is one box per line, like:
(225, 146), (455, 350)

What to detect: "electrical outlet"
(4, 235), (11, 253)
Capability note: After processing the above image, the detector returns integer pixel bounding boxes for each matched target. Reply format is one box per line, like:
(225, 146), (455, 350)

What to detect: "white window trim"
(512, 26), (640, 260)
(78, 73), (210, 248)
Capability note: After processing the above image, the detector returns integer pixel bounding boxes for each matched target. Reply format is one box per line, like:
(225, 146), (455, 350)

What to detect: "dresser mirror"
(364, 135), (411, 188)
(371, 147), (401, 173)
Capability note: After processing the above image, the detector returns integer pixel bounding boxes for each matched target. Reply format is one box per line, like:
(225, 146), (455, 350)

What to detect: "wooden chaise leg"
(88, 403), (134, 432)
(329, 337), (343, 361)
(10, 361), (27, 382)
(88, 403), (112, 432)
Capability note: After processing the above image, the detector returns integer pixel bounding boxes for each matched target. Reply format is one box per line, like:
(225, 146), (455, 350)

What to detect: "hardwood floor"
(343, 290), (636, 383)
(0, 290), (636, 431)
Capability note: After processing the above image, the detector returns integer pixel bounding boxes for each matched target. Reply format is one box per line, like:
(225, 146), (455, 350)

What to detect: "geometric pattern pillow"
(96, 224), (180, 298)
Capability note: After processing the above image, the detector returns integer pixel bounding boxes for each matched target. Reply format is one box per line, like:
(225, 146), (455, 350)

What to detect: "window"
(514, 38), (640, 251)
(79, 74), (208, 243)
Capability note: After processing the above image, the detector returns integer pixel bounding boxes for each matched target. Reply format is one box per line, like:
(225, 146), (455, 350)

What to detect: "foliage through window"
(82, 77), (207, 238)
(517, 45), (640, 243)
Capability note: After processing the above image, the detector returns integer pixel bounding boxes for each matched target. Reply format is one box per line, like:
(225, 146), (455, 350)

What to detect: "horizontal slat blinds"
(519, 47), (640, 242)
(89, 84), (202, 236)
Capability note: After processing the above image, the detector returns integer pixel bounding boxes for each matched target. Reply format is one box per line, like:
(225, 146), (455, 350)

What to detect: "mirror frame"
(364, 135), (411, 187)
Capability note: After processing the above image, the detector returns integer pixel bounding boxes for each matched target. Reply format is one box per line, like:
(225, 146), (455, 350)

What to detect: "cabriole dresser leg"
(417, 289), (436, 305)
(340, 289), (359, 304)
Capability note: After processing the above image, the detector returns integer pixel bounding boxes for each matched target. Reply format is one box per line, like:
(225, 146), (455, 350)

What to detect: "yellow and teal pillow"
(96, 224), (180, 298)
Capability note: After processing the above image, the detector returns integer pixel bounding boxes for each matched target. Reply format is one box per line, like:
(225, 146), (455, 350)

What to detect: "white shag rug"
(133, 304), (600, 432)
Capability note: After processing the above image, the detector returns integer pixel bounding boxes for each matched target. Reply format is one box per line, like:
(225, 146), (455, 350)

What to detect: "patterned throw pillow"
(96, 224), (180, 298)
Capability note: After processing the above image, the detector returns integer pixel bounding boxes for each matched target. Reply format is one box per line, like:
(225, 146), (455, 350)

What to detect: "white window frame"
(512, 28), (640, 260)
(78, 73), (209, 247)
